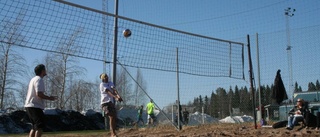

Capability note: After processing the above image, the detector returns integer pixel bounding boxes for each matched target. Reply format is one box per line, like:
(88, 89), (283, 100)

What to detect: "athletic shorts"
(25, 107), (45, 130)
(101, 102), (116, 116)
(148, 114), (156, 120)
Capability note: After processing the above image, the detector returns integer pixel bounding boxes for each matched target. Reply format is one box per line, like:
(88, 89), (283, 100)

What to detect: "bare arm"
(105, 88), (123, 102)
(37, 92), (57, 101)
(105, 89), (117, 98)
(111, 87), (122, 98)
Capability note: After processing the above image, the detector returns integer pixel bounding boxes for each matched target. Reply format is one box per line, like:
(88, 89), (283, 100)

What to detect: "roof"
(293, 91), (320, 102)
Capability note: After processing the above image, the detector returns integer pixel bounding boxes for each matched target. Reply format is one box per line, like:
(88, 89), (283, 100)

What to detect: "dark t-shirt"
(183, 111), (189, 118)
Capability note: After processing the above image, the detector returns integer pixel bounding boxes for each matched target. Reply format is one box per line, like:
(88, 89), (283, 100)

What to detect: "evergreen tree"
(258, 86), (266, 106)
(199, 95), (203, 112)
(204, 95), (209, 114)
(227, 87), (234, 116)
(239, 86), (251, 114)
(216, 87), (227, 118)
(255, 87), (260, 109)
(245, 86), (253, 113)
(294, 82), (302, 92)
(210, 91), (219, 118)
(190, 79), (320, 119)
(298, 86), (302, 92)
(233, 86), (240, 108)
(308, 82), (316, 91)
(316, 80), (320, 90)
(265, 85), (272, 105)
(193, 97), (199, 112)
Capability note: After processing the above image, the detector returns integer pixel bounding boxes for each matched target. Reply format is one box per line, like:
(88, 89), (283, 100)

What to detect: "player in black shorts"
(24, 64), (57, 137)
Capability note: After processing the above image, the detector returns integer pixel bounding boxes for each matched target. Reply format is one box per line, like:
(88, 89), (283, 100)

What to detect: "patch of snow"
(188, 111), (219, 125)
(219, 115), (253, 123)
(0, 107), (254, 135)
(81, 109), (99, 116)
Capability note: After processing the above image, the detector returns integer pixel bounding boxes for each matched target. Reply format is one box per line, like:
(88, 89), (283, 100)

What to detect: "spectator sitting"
(286, 98), (308, 130)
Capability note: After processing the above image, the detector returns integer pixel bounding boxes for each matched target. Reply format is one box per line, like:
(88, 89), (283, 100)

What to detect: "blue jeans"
(287, 115), (304, 128)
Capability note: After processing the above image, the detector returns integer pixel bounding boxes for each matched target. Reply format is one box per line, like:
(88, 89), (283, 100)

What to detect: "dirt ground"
(3, 123), (320, 137)
(116, 123), (320, 137)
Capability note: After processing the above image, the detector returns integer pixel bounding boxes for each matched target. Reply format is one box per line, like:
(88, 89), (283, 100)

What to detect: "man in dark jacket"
(286, 98), (307, 130)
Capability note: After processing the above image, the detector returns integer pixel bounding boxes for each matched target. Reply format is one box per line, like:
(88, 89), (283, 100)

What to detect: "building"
(265, 91), (320, 121)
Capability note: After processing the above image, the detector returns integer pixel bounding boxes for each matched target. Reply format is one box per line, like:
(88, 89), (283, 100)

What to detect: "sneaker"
(286, 126), (293, 130)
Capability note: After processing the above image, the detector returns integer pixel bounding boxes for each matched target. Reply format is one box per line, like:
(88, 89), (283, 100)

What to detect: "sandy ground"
(3, 123), (320, 137)
(116, 123), (320, 137)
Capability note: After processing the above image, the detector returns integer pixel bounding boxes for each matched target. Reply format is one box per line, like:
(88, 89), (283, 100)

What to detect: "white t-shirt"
(100, 82), (115, 105)
(24, 76), (46, 109)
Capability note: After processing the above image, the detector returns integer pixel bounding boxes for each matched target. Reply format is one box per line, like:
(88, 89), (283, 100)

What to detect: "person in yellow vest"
(146, 99), (156, 126)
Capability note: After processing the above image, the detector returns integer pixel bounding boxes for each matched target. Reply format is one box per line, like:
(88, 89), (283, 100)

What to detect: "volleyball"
(123, 29), (131, 38)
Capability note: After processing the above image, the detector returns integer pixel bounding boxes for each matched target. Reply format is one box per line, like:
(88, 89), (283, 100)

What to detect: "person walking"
(100, 73), (123, 137)
(132, 105), (144, 127)
(146, 99), (156, 126)
(24, 64), (57, 137)
(183, 108), (189, 125)
(175, 101), (184, 126)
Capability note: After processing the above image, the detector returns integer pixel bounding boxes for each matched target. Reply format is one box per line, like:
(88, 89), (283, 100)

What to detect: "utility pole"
(102, 0), (107, 74)
(102, 0), (109, 131)
(112, 0), (119, 86)
(284, 7), (295, 102)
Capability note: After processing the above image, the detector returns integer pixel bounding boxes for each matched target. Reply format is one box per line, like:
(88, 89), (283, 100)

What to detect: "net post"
(247, 34), (257, 129)
(176, 47), (181, 130)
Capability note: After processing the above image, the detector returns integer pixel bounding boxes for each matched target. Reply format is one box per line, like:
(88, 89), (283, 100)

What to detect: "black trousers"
(305, 111), (320, 127)
(317, 112), (320, 128)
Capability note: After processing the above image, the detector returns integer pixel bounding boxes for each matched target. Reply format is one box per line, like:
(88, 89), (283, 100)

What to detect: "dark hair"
(34, 64), (46, 75)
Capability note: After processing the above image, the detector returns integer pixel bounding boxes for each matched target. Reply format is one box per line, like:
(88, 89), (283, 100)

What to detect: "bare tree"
(45, 28), (86, 109)
(116, 67), (133, 106)
(17, 81), (29, 108)
(29, 53), (62, 109)
(134, 68), (147, 106)
(3, 90), (17, 109)
(0, 10), (28, 109)
(66, 80), (97, 111)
